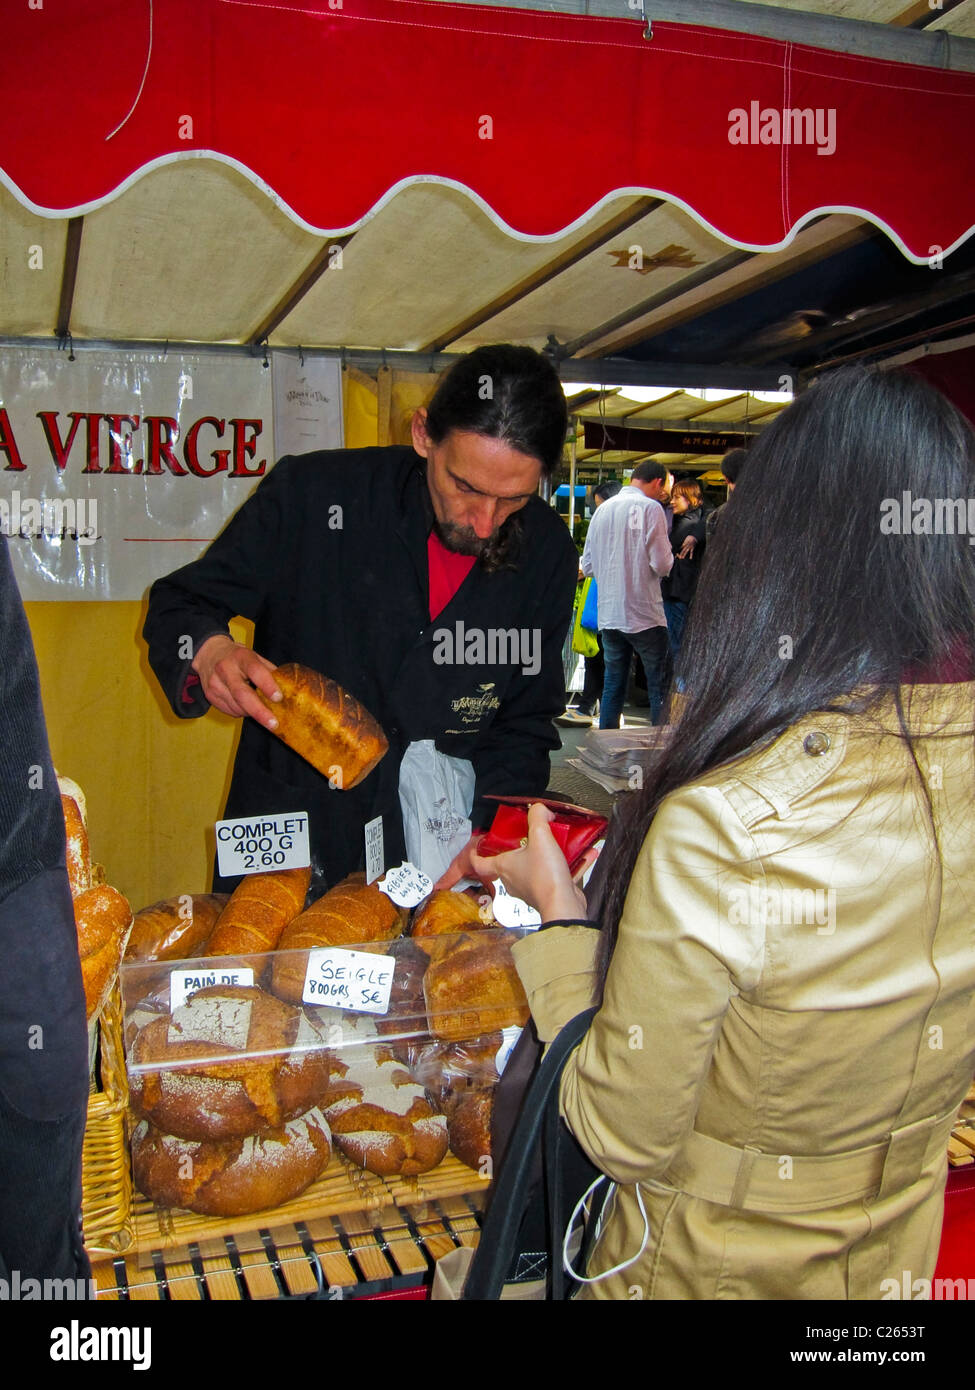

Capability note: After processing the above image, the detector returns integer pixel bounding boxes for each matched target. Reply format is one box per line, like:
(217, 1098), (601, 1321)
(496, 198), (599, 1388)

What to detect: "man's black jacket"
(143, 446), (578, 891)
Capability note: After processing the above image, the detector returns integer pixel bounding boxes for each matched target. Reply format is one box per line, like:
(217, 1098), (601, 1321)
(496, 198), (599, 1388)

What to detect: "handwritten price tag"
(490, 880), (541, 930)
(302, 947), (395, 1014)
(378, 861), (433, 908)
(364, 816), (384, 885)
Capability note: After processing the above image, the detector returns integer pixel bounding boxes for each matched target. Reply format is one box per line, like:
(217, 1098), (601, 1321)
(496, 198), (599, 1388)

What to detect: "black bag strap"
(461, 1005), (599, 1301)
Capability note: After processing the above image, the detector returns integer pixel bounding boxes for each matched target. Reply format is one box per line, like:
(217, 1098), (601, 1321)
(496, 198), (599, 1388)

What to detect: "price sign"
(302, 947), (396, 1014)
(170, 966), (255, 1010)
(215, 812), (310, 879)
(378, 861), (433, 908)
(364, 816), (384, 885)
(490, 880), (542, 930)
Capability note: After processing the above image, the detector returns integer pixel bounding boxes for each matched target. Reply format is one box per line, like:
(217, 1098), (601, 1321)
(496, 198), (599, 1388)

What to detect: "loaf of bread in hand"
(271, 873), (406, 1004)
(207, 866), (311, 958)
(323, 1054), (448, 1178)
(132, 1108), (332, 1217)
(423, 932), (529, 1041)
(256, 662), (388, 788)
(74, 883), (134, 1020)
(128, 984), (335, 1140)
(125, 893), (230, 963)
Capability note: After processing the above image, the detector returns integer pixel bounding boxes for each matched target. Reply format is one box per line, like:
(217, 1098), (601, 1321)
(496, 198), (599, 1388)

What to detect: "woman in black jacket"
(661, 479), (708, 662)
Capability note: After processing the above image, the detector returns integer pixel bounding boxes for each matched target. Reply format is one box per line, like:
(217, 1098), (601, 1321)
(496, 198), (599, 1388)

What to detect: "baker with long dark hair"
(473, 365), (975, 1299)
(144, 345), (578, 892)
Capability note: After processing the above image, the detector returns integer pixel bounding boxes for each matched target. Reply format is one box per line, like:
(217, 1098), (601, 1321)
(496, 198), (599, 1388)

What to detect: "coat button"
(803, 731), (831, 756)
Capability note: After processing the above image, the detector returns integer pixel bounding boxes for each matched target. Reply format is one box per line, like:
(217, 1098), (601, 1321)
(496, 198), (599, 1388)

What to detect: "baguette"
(207, 866), (311, 958)
(256, 662), (388, 788)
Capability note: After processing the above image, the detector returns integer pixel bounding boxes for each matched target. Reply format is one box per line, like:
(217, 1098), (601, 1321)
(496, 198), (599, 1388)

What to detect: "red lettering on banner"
(37, 411), (86, 470)
(0, 409), (26, 471)
(142, 416), (186, 475)
(230, 419), (266, 477)
(81, 413), (102, 473)
(183, 417), (230, 476)
(104, 415), (140, 473)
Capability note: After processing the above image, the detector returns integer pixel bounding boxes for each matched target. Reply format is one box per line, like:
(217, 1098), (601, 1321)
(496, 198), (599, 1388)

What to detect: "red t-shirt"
(427, 531), (476, 620)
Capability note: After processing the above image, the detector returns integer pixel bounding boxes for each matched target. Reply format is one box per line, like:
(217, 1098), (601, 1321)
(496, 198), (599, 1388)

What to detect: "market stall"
(3, 0), (975, 1308)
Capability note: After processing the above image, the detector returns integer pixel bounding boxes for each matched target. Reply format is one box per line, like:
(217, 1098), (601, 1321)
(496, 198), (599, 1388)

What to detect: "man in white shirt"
(581, 462), (674, 726)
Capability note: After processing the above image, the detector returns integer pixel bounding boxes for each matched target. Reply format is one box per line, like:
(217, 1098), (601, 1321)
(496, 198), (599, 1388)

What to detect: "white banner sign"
(0, 346), (343, 600)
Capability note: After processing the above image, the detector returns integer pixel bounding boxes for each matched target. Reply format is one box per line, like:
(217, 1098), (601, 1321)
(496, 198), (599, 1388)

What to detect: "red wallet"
(476, 796), (608, 874)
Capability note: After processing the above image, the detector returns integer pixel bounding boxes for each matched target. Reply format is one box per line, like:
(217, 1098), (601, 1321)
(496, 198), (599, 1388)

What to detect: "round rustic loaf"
(323, 1054), (447, 1177)
(128, 984), (335, 1140)
(132, 1107), (332, 1217)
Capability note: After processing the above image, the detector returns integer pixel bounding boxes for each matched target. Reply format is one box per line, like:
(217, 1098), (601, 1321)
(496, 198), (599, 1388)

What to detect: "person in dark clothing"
(661, 479), (708, 662)
(705, 446), (748, 542)
(0, 537), (91, 1293)
(143, 345), (578, 893)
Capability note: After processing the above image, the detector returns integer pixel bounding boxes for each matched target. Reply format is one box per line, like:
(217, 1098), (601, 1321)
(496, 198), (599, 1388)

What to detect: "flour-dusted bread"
(125, 893), (230, 963)
(128, 984), (335, 1140)
(323, 1054), (448, 1178)
(256, 662), (388, 788)
(132, 1108), (332, 1217)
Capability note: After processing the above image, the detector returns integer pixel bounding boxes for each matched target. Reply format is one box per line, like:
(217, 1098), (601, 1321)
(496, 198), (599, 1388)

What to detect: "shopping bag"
(571, 579), (599, 658)
(580, 577), (599, 632)
(397, 739), (475, 882)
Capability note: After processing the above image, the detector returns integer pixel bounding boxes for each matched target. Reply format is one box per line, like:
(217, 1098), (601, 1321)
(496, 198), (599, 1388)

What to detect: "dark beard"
(433, 513), (523, 573)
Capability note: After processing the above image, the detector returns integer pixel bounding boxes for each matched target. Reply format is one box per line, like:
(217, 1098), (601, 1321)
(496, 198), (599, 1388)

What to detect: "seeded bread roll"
(255, 662), (388, 788)
(323, 1054), (448, 1177)
(128, 984), (334, 1140)
(132, 1108), (332, 1217)
(125, 893), (230, 963)
(423, 933), (529, 1041)
(271, 873), (406, 1004)
(74, 883), (134, 1020)
(207, 866), (311, 958)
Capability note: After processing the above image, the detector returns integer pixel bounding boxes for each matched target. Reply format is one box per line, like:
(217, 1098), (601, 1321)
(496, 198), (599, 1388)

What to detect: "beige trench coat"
(513, 683), (975, 1300)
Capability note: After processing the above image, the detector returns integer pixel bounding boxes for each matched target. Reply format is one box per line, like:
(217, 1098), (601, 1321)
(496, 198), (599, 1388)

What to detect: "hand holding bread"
(191, 634), (283, 729)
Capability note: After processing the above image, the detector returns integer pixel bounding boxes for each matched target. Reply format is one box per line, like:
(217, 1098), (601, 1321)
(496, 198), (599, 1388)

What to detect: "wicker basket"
(81, 984), (133, 1254)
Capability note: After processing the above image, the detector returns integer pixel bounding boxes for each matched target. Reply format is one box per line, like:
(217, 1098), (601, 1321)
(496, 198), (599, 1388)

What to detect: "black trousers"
(0, 1089), (91, 1290)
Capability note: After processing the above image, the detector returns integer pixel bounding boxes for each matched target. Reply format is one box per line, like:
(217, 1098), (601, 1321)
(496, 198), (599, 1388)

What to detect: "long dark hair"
(424, 344), (568, 477)
(598, 365), (975, 962)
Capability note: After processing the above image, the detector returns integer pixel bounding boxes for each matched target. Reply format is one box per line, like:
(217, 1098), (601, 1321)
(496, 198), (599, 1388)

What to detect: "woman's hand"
(469, 802), (594, 923)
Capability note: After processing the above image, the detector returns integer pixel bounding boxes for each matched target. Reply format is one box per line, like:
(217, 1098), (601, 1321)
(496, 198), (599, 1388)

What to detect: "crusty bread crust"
(256, 662), (388, 788)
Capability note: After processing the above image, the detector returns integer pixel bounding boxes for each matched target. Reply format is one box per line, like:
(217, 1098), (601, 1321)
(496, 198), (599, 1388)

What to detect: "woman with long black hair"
(472, 365), (975, 1299)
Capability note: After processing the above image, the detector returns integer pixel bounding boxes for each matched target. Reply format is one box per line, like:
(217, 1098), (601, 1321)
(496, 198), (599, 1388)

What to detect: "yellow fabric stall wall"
(342, 365), (379, 448)
(26, 600), (252, 912)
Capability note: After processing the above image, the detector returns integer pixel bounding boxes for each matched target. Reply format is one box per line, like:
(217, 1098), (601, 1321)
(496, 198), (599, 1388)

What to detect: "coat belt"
(662, 1107), (957, 1213)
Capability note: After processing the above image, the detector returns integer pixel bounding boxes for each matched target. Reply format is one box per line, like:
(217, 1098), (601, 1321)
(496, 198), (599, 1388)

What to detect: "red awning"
(3, 0), (974, 264)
